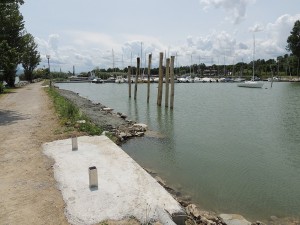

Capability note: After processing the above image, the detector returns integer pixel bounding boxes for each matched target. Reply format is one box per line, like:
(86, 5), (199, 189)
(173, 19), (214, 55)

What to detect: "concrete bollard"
(72, 137), (78, 151)
(89, 166), (98, 189)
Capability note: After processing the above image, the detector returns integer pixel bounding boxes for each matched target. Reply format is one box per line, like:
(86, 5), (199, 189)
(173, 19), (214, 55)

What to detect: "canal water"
(57, 82), (300, 222)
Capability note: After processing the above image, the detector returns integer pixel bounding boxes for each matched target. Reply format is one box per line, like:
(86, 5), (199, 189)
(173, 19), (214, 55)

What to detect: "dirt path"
(0, 83), (69, 225)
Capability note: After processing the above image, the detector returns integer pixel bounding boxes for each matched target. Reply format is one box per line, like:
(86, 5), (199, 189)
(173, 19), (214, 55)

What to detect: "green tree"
(0, 40), (19, 85)
(21, 33), (41, 82)
(287, 20), (300, 58)
(287, 20), (300, 76)
(0, 0), (25, 86)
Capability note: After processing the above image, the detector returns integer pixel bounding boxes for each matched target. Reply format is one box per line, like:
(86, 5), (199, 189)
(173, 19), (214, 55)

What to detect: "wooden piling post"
(134, 57), (140, 100)
(157, 52), (164, 106)
(147, 54), (152, 103)
(128, 66), (132, 98)
(165, 58), (170, 108)
(170, 56), (175, 109)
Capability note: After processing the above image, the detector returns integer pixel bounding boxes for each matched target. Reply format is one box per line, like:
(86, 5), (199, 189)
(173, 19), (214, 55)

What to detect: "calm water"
(57, 82), (300, 221)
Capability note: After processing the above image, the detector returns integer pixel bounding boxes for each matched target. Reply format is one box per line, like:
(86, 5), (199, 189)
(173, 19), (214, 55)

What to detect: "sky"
(20, 0), (300, 73)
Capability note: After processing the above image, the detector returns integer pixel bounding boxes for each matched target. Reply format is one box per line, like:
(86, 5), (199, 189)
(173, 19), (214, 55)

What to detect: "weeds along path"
(0, 83), (69, 225)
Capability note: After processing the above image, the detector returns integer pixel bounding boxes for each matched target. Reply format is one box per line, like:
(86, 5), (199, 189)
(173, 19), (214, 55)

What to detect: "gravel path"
(0, 83), (68, 225)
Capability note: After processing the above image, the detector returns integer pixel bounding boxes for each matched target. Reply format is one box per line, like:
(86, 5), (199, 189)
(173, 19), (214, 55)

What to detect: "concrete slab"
(43, 135), (185, 225)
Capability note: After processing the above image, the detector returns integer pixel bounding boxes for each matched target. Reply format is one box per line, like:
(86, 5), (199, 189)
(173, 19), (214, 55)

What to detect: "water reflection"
(127, 97), (140, 122)
(146, 104), (152, 129)
(278, 84), (300, 170)
(155, 106), (177, 167)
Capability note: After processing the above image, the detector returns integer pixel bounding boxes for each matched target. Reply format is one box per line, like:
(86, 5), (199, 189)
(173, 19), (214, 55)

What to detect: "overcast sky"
(20, 0), (300, 73)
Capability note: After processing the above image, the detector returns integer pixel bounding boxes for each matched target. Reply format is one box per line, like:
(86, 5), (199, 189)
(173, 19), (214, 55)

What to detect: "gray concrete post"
(72, 137), (78, 151)
(89, 166), (98, 189)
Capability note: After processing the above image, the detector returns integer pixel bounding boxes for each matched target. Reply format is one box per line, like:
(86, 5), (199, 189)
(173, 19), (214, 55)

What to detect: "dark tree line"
(90, 52), (298, 79)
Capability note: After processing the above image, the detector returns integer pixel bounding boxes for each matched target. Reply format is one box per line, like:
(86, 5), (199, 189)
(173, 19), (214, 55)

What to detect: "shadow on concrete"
(89, 186), (98, 191)
(0, 110), (29, 126)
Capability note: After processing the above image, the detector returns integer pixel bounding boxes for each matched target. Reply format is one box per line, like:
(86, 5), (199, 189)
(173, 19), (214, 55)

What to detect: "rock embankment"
(56, 88), (147, 143)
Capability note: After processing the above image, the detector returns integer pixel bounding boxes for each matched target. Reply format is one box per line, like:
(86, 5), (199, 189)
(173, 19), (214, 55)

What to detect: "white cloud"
(66, 31), (120, 50)
(249, 23), (264, 32)
(199, 0), (255, 24)
(175, 31), (238, 65)
(33, 14), (300, 72)
(186, 36), (195, 47)
(238, 42), (248, 50)
(34, 34), (101, 72)
(177, 13), (300, 64)
(258, 14), (300, 58)
(120, 36), (169, 68)
(48, 34), (59, 52)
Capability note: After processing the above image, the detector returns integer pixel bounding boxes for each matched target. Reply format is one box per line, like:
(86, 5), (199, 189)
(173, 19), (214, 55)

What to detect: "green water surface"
(57, 82), (300, 222)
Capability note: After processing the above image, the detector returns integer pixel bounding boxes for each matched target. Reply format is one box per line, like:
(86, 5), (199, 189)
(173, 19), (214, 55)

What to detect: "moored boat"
(237, 81), (264, 88)
(91, 78), (103, 83)
(115, 76), (125, 83)
(237, 35), (264, 89)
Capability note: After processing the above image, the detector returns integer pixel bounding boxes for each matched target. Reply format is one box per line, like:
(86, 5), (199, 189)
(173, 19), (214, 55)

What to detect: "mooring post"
(147, 54), (152, 103)
(89, 166), (98, 189)
(165, 58), (170, 108)
(157, 52), (164, 106)
(72, 137), (78, 151)
(134, 57), (140, 100)
(170, 56), (175, 109)
(128, 66), (132, 98)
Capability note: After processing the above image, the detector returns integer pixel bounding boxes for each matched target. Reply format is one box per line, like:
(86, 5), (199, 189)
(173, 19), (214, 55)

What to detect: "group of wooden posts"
(127, 52), (175, 109)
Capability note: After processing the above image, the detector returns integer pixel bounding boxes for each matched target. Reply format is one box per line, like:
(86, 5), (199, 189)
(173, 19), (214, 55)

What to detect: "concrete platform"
(43, 135), (185, 225)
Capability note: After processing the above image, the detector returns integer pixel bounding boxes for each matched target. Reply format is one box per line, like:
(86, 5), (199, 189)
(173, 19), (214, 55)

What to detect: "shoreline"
(54, 85), (299, 225)
(56, 88), (150, 144)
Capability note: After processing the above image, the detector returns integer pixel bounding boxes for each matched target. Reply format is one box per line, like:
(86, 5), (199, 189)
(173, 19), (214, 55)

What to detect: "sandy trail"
(0, 83), (68, 225)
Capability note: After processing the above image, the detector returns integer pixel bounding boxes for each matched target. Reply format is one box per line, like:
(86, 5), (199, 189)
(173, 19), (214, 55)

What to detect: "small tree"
(0, 0), (25, 86)
(286, 20), (300, 76)
(21, 33), (41, 82)
(0, 41), (19, 86)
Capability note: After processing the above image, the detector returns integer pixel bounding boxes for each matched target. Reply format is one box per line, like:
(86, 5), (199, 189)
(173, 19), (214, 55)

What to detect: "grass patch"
(2, 87), (17, 93)
(47, 87), (103, 135)
(0, 86), (18, 99)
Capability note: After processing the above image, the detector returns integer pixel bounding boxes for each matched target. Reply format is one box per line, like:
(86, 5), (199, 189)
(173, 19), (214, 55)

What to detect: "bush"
(0, 82), (4, 94)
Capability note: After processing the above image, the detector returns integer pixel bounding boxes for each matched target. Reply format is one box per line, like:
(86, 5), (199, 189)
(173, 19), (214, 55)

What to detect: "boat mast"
(140, 42), (143, 76)
(253, 34), (255, 81)
(190, 54), (192, 76)
(112, 49), (115, 74)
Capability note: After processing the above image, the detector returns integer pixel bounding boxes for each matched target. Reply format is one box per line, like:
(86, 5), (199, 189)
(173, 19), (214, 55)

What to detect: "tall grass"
(47, 87), (103, 135)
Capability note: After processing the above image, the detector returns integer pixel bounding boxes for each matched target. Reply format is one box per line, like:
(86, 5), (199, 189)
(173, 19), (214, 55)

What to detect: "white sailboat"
(237, 80), (263, 88)
(237, 35), (264, 88)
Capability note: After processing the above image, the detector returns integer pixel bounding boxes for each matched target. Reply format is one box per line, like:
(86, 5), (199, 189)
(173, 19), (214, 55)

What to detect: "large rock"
(186, 204), (217, 220)
(133, 123), (148, 130)
(185, 204), (225, 224)
(219, 214), (251, 225)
